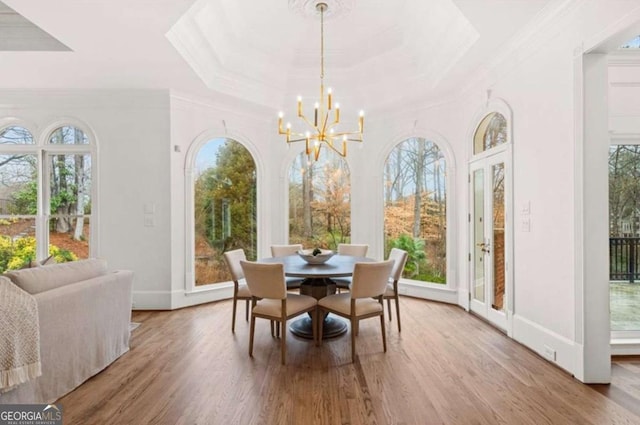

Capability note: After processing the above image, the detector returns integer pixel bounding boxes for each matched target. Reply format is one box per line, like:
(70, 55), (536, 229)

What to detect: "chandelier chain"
(320, 5), (324, 82)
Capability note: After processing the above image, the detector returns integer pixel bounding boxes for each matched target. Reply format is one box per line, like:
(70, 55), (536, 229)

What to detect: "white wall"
(0, 89), (173, 309)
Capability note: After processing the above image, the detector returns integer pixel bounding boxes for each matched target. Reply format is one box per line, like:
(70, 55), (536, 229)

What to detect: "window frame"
(184, 133), (260, 293)
(381, 131), (456, 290)
(0, 119), (97, 265)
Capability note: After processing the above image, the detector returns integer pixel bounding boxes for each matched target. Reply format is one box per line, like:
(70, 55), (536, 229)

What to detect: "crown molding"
(458, 0), (586, 95)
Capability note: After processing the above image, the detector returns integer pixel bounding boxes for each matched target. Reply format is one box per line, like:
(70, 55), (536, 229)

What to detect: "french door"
(469, 152), (511, 331)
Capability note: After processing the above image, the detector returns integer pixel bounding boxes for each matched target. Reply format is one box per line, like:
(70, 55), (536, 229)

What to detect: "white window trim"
(0, 119), (98, 262)
(184, 130), (262, 294)
(379, 129), (457, 292)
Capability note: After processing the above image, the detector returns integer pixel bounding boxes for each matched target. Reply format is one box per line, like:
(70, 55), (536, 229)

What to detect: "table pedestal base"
(289, 315), (347, 339)
(289, 276), (347, 340)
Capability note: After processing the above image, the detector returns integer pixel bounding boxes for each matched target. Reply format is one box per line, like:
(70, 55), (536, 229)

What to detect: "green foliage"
(0, 236), (77, 273)
(390, 234), (426, 278)
(10, 180), (38, 215)
(388, 234), (446, 284)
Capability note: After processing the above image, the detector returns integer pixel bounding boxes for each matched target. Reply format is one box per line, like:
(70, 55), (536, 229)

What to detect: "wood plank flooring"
(57, 298), (640, 424)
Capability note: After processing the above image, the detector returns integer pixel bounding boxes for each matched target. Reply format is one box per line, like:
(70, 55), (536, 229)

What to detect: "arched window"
(289, 148), (350, 248)
(193, 138), (257, 286)
(473, 112), (507, 155)
(0, 124), (94, 273)
(0, 126), (34, 145)
(383, 137), (446, 283)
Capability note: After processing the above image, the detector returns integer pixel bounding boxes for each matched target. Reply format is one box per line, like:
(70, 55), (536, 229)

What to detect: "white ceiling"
(0, 1), (69, 51)
(0, 0), (555, 113)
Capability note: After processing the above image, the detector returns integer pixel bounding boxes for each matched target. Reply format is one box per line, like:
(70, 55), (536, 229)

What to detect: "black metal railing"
(610, 237), (640, 282)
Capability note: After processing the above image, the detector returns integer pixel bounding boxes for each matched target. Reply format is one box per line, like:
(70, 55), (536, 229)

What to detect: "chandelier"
(278, 2), (364, 160)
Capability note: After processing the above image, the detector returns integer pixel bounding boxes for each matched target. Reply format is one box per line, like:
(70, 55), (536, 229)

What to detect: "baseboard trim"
(611, 338), (640, 355)
(398, 281), (457, 304)
(512, 314), (577, 377)
(132, 290), (173, 310)
(172, 284), (233, 309)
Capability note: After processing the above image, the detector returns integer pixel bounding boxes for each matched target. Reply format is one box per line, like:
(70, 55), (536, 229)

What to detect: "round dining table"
(260, 253), (373, 339)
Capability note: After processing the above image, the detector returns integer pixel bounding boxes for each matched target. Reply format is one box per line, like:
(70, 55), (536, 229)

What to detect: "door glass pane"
(473, 169), (485, 302)
(492, 163), (505, 312)
(609, 145), (640, 331)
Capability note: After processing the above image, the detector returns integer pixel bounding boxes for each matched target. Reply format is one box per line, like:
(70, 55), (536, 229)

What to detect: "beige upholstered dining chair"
(383, 248), (409, 332)
(334, 243), (369, 292)
(337, 243), (368, 257)
(223, 249), (252, 333)
(270, 244), (304, 290)
(318, 259), (395, 362)
(240, 260), (318, 365)
(270, 244), (303, 257)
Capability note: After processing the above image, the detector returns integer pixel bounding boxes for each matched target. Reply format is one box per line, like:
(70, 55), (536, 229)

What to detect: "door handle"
(476, 242), (490, 254)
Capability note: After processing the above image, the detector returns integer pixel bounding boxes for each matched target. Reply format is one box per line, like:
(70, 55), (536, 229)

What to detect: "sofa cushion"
(4, 258), (108, 295)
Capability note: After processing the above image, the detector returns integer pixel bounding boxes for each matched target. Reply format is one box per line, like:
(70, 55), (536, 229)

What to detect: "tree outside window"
(193, 138), (257, 286)
(289, 148), (350, 249)
(384, 137), (446, 283)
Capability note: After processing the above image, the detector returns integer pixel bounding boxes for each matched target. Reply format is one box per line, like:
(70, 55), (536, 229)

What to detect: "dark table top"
(260, 254), (373, 278)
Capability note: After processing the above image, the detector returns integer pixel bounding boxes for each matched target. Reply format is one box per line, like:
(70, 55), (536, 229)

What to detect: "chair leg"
(351, 318), (357, 362)
(232, 298), (238, 332)
(313, 309), (318, 346)
(249, 315), (256, 358)
(271, 321), (275, 337)
(387, 298), (392, 321)
(395, 296), (401, 332)
(281, 320), (286, 365)
(380, 314), (387, 353)
(318, 308), (324, 345)
(245, 300), (249, 321)
(276, 322), (280, 338)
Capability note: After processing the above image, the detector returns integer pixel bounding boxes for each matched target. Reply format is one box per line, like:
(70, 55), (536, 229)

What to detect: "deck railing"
(610, 237), (640, 282)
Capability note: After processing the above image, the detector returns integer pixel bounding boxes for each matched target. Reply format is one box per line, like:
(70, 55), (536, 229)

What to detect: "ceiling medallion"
(288, 0), (355, 21)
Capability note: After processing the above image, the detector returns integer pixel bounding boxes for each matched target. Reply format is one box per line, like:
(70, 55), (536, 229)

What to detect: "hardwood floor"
(58, 298), (640, 425)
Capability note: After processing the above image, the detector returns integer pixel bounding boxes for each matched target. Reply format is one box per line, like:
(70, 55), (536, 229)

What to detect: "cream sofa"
(0, 258), (133, 404)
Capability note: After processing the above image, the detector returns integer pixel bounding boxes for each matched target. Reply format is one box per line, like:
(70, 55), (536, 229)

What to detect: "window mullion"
(37, 149), (49, 260)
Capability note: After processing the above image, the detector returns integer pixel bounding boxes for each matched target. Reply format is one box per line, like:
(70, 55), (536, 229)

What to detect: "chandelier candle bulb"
(314, 102), (319, 126)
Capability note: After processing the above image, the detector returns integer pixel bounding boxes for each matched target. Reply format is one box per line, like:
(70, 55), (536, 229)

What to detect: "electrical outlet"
(543, 345), (556, 361)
